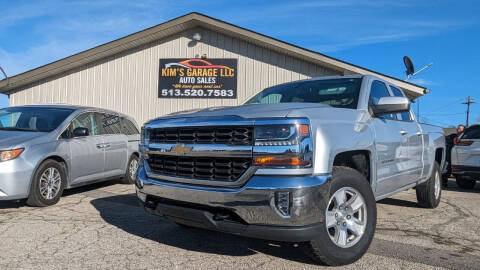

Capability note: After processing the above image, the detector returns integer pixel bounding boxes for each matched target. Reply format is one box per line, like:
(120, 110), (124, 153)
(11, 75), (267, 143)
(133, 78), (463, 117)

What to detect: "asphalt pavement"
(1, 177), (479, 270)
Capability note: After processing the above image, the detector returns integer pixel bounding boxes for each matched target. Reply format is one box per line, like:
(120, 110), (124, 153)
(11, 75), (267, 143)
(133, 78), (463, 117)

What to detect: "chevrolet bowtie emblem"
(170, 144), (192, 156)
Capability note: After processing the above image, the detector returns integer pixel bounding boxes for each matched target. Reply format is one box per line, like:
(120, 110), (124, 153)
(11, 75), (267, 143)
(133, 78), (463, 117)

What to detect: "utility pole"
(463, 96), (475, 127)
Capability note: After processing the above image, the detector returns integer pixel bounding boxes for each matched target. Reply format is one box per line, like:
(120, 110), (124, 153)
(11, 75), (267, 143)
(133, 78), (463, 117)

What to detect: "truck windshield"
(245, 78), (362, 109)
(0, 107), (74, 132)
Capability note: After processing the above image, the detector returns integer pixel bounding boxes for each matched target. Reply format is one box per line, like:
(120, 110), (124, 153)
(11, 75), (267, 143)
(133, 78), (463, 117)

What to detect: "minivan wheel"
(455, 176), (476, 190)
(416, 162), (442, 208)
(27, 160), (66, 207)
(121, 155), (139, 184)
(303, 166), (376, 266)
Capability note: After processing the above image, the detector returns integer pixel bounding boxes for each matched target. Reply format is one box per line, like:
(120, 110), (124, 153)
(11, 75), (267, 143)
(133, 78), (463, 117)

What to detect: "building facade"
(0, 13), (427, 126)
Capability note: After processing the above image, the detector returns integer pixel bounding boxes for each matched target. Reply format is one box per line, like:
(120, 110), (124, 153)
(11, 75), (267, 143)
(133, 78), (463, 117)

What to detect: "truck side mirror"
(73, 127), (90, 137)
(370, 96), (410, 117)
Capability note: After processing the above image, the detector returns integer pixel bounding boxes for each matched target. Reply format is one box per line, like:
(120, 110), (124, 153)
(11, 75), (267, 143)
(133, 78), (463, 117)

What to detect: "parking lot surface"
(1, 178), (479, 270)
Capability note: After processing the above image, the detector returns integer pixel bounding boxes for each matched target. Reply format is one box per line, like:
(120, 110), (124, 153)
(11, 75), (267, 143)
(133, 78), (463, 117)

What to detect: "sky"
(0, 0), (479, 127)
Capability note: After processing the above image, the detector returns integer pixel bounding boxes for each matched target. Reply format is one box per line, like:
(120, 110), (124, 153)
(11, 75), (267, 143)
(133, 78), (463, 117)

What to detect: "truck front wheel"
(303, 166), (376, 266)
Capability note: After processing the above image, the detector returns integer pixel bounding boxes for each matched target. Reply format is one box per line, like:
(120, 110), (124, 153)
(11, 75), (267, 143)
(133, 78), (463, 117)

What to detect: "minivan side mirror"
(370, 96), (410, 117)
(73, 127), (89, 137)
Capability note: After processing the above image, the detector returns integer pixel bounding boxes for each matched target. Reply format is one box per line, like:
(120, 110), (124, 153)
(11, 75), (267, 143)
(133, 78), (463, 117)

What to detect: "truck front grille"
(149, 126), (253, 145)
(147, 155), (251, 182)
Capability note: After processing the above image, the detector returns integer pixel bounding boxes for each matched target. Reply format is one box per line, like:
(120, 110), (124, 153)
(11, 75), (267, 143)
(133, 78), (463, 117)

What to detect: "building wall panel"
(10, 27), (340, 125)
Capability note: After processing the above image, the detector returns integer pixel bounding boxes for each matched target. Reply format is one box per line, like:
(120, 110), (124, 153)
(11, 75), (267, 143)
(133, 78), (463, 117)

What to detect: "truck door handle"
(399, 130), (408, 135)
(96, 144), (105, 149)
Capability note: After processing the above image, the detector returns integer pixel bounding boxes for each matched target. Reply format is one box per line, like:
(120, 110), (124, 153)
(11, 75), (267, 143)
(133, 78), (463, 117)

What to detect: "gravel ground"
(1, 177), (479, 270)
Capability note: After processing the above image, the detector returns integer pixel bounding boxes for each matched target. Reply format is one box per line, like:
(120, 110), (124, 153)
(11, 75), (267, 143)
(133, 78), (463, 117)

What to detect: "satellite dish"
(403, 56), (415, 76)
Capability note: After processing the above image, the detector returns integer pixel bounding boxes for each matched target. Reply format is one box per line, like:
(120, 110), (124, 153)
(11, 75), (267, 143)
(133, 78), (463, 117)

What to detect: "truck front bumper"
(136, 166), (331, 242)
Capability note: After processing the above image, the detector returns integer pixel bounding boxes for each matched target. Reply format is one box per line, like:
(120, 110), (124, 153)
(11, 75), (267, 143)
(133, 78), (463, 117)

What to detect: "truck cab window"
(369, 81), (396, 120)
(390, 85), (412, 121)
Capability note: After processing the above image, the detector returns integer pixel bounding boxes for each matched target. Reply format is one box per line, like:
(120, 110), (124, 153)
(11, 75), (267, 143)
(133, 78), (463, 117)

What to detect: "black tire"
(455, 176), (476, 190)
(120, 155), (139, 184)
(303, 166), (376, 266)
(442, 174), (449, 188)
(26, 160), (67, 207)
(416, 162), (442, 208)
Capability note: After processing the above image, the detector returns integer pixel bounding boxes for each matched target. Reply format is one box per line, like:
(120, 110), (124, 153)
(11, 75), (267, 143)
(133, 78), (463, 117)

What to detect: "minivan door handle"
(399, 130), (408, 136)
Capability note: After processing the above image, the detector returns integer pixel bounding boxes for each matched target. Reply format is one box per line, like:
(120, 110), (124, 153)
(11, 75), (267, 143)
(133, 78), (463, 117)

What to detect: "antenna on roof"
(403, 56), (433, 81)
(0, 66), (8, 86)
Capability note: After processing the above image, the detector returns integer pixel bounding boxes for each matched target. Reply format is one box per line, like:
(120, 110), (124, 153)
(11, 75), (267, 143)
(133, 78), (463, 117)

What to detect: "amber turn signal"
(254, 156), (309, 166)
(299, 124), (309, 136)
(0, 148), (24, 162)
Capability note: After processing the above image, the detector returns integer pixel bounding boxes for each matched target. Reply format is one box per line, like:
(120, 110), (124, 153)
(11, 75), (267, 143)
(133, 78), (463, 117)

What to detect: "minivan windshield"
(0, 107), (74, 132)
(245, 78), (362, 109)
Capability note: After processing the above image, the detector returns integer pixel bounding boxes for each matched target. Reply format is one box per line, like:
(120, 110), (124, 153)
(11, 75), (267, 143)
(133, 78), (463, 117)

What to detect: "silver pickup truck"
(135, 75), (445, 265)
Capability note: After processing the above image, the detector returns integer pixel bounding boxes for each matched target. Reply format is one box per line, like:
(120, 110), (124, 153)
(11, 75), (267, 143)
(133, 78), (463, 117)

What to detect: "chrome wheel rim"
(39, 167), (61, 200)
(326, 187), (367, 248)
(434, 171), (441, 199)
(129, 158), (139, 179)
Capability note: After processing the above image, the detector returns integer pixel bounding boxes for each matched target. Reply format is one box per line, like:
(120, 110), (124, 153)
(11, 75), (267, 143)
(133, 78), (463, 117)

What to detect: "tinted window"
(390, 85), (412, 121)
(462, 126), (480, 139)
(71, 113), (99, 136)
(0, 107), (74, 132)
(101, 113), (122, 135)
(245, 78), (362, 109)
(122, 118), (139, 135)
(369, 81), (396, 120)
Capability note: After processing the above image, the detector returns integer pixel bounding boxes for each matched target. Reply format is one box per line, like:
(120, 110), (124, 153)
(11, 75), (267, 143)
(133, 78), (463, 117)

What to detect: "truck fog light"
(275, 191), (291, 217)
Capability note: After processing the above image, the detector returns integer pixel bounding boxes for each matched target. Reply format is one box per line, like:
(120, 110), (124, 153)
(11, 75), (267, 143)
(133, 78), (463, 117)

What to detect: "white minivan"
(451, 124), (480, 189)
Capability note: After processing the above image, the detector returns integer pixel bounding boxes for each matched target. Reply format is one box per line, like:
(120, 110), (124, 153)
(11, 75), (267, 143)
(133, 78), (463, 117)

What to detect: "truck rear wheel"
(416, 162), (442, 208)
(455, 176), (476, 190)
(303, 166), (376, 266)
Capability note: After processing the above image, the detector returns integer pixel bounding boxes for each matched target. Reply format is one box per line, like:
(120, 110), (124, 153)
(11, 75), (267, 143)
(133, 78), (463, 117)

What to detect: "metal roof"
(0, 12), (428, 98)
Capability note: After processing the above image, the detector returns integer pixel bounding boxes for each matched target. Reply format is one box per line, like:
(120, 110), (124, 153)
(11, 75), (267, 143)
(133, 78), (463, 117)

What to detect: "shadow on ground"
(90, 193), (318, 265)
(377, 197), (419, 208)
(0, 179), (120, 209)
(442, 178), (480, 194)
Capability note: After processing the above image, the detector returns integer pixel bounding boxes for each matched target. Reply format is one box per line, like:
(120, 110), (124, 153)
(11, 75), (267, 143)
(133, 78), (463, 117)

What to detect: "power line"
(462, 96), (475, 127)
(421, 97), (465, 114)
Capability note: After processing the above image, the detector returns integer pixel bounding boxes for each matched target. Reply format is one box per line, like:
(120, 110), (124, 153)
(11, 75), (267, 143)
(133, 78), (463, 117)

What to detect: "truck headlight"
(0, 148), (24, 162)
(253, 123), (312, 168)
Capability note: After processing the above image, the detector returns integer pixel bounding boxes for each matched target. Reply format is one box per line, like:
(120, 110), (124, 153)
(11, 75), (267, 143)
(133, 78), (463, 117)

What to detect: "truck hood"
(0, 130), (48, 149)
(155, 103), (330, 120)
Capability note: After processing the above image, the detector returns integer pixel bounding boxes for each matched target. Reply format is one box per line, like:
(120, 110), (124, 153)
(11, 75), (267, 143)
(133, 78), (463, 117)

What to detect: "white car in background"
(451, 124), (480, 189)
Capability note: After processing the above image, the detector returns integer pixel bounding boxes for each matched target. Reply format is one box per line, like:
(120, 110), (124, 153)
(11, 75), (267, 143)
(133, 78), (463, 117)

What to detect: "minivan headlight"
(0, 148), (24, 162)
